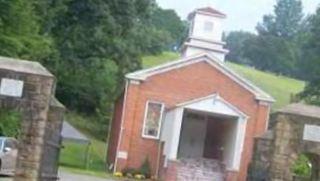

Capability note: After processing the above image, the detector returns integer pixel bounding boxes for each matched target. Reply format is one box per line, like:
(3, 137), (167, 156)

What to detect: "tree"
(257, 0), (304, 39)
(0, 0), (187, 140)
(241, 0), (305, 78)
(244, 35), (298, 75)
(33, 0), (175, 116)
(150, 7), (187, 50)
(225, 31), (256, 65)
(0, 0), (53, 62)
(42, 0), (146, 113)
(299, 7), (320, 105)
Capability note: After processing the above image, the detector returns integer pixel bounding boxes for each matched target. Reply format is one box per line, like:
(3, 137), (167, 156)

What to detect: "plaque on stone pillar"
(303, 124), (320, 142)
(0, 78), (24, 97)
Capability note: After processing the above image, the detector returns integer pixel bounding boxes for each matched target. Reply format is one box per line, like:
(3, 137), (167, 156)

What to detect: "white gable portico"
(161, 94), (248, 171)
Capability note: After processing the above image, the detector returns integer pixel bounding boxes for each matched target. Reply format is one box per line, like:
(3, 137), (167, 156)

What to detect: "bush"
(139, 157), (151, 179)
(0, 109), (21, 138)
(292, 154), (311, 177)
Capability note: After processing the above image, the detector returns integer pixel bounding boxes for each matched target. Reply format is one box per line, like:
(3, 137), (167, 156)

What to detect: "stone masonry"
(0, 57), (64, 181)
(249, 103), (320, 181)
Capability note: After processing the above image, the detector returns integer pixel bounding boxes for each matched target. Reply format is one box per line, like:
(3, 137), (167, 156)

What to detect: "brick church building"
(107, 7), (274, 181)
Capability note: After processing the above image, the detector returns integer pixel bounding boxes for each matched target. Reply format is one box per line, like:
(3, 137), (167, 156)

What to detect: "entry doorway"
(203, 116), (235, 161)
(177, 110), (238, 168)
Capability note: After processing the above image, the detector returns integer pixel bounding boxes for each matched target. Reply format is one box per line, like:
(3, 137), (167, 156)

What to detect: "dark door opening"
(177, 110), (237, 164)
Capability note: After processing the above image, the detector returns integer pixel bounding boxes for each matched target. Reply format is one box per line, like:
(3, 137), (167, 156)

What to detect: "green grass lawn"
(142, 52), (305, 110)
(226, 63), (305, 110)
(142, 52), (181, 68)
(60, 138), (106, 171)
(59, 113), (108, 173)
(60, 137), (107, 172)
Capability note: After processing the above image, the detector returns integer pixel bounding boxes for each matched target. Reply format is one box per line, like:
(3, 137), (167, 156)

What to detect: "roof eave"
(183, 42), (229, 54)
(196, 10), (227, 19)
(255, 96), (276, 103)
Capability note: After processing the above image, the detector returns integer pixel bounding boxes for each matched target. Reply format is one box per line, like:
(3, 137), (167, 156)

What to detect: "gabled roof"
(197, 7), (227, 17)
(126, 53), (275, 103)
(188, 7), (227, 19)
(176, 94), (248, 118)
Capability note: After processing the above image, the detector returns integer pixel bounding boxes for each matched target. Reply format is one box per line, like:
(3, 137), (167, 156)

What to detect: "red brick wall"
(163, 160), (178, 181)
(112, 60), (271, 180)
(107, 94), (124, 165)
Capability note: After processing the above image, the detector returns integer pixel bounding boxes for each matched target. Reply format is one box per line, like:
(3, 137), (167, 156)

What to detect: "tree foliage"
(299, 7), (320, 105)
(0, 0), (53, 62)
(0, 0), (186, 139)
(225, 31), (256, 65)
(226, 0), (306, 78)
(150, 7), (187, 50)
(244, 35), (299, 75)
(257, 0), (303, 39)
(0, 109), (21, 138)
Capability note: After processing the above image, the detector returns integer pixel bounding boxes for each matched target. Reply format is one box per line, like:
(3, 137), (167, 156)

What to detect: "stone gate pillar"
(249, 104), (320, 181)
(0, 57), (56, 181)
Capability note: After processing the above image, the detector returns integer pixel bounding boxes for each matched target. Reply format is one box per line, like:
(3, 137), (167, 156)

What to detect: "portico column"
(168, 108), (184, 160)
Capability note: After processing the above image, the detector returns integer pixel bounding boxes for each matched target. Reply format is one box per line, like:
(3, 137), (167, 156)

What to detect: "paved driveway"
(0, 171), (115, 181)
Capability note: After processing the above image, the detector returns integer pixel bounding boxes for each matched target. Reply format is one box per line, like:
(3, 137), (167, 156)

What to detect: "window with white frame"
(203, 21), (214, 32)
(142, 101), (164, 139)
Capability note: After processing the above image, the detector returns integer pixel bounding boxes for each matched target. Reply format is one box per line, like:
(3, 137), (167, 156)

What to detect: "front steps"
(176, 158), (226, 181)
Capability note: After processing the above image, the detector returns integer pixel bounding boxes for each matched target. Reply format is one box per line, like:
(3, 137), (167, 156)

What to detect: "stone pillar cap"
(0, 56), (53, 77)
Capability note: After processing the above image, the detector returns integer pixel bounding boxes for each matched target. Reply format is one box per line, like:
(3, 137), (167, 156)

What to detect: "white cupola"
(181, 7), (229, 62)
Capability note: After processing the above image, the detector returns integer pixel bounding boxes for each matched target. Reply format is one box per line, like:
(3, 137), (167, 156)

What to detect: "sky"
(156, 0), (319, 33)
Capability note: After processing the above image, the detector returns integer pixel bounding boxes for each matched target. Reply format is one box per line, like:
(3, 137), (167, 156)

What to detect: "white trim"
(259, 100), (272, 106)
(130, 80), (140, 85)
(141, 101), (165, 140)
(188, 36), (226, 45)
(177, 94), (248, 119)
(168, 108), (184, 159)
(114, 80), (129, 173)
(162, 95), (248, 171)
(126, 53), (206, 81)
(125, 53), (275, 102)
(196, 10), (227, 19)
(189, 10), (227, 19)
(183, 42), (229, 54)
(176, 94), (218, 107)
(203, 56), (275, 103)
(265, 105), (271, 131)
(231, 116), (247, 170)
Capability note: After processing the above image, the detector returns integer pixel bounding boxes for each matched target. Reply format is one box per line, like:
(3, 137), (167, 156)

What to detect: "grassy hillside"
(142, 52), (305, 110)
(143, 52), (180, 68)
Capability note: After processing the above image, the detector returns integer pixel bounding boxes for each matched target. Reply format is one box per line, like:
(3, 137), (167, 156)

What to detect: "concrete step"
(176, 158), (226, 181)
